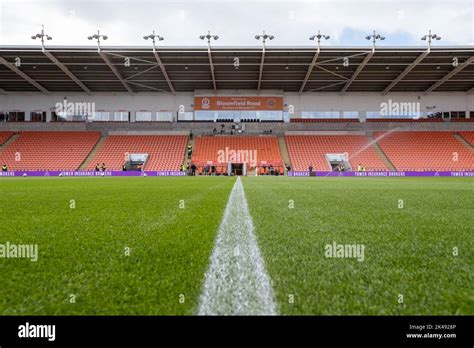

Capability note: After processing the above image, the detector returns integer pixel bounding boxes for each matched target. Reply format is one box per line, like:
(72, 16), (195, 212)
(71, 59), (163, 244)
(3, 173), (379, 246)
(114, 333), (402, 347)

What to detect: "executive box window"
(136, 111), (152, 121)
(302, 111), (340, 119)
(51, 111), (88, 122)
(157, 112), (172, 122)
(343, 111), (359, 119)
(94, 112), (110, 121)
(113, 111), (129, 122)
(31, 111), (46, 122)
(450, 111), (466, 119)
(3, 112), (25, 122)
(366, 111), (383, 119)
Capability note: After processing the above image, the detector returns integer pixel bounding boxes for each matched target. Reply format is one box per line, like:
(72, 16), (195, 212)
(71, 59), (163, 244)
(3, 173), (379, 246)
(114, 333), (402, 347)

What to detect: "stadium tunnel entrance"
(125, 153), (148, 171)
(229, 162), (246, 176)
(325, 153), (352, 172)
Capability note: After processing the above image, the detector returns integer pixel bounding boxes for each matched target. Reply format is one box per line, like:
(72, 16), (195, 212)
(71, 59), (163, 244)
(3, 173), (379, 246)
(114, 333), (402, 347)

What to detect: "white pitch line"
(197, 176), (278, 315)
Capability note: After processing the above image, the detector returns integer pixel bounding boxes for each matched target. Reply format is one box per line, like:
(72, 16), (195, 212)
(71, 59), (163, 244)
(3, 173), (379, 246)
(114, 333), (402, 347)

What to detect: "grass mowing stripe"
(0, 177), (234, 315)
(197, 177), (277, 315)
(243, 177), (474, 315)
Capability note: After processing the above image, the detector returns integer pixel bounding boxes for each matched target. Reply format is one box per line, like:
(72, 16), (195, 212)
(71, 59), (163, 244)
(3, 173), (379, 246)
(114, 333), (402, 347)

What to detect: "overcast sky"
(0, 0), (473, 47)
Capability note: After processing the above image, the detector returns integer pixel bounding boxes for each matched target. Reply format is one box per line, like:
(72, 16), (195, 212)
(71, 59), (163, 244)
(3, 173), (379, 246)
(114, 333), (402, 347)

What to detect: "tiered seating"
(192, 136), (283, 173)
(291, 119), (359, 123)
(452, 118), (474, 122)
(285, 135), (388, 171)
(0, 131), (100, 170)
(86, 135), (187, 171)
(0, 131), (14, 145)
(375, 132), (474, 171)
(367, 118), (443, 122)
(458, 132), (474, 145)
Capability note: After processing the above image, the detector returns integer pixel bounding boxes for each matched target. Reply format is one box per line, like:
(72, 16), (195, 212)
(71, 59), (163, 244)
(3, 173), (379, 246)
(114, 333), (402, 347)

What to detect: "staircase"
(79, 134), (108, 170)
(0, 133), (19, 153)
(278, 136), (291, 168)
(369, 136), (397, 171)
(454, 133), (474, 153)
(184, 138), (194, 165)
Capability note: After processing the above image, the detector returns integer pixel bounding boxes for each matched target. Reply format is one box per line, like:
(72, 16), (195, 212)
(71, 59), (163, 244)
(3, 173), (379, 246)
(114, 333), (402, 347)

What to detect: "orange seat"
(192, 136), (283, 171)
(285, 135), (388, 171)
(375, 131), (474, 171)
(0, 131), (100, 171)
(0, 132), (14, 145)
(86, 135), (187, 171)
(459, 131), (474, 146)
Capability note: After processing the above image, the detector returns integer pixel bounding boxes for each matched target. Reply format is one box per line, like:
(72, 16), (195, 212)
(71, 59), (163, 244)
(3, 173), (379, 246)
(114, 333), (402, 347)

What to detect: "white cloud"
(0, 0), (472, 46)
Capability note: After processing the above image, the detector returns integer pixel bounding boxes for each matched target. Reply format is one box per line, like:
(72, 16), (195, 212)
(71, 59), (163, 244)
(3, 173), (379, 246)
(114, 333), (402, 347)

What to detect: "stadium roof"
(0, 45), (473, 94)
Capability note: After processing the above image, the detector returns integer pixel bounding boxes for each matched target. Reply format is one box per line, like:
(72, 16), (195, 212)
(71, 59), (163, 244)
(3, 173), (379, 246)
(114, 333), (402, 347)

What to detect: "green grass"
(1, 176), (473, 315)
(243, 177), (474, 315)
(0, 177), (234, 315)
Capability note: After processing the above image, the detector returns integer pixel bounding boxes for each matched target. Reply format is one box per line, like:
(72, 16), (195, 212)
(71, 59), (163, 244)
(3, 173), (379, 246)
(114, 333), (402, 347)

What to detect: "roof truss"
(425, 56), (474, 93)
(340, 51), (374, 94)
(299, 49), (320, 94)
(0, 56), (50, 94)
(98, 52), (134, 94)
(207, 46), (217, 91)
(42, 49), (92, 94)
(382, 50), (430, 95)
(152, 50), (175, 94)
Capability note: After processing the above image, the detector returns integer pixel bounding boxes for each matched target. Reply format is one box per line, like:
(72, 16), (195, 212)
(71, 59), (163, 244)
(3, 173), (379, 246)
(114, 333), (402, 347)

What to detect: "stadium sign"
(2, 171), (473, 177)
(3, 171), (186, 177)
(287, 171), (474, 177)
(194, 96), (283, 111)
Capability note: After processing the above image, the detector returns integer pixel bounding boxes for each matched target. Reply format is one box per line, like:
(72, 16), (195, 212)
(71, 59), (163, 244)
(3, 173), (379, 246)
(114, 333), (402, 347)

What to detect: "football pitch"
(0, 176), (472, 315)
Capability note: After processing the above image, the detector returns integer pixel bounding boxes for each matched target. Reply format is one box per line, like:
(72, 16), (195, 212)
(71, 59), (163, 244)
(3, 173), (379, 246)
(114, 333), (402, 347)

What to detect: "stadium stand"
(192, 136), (284, 174)
(458, 131), (474, 146)
(0, 132), (14, 145)
(86, 135), (188, 171)
(290, 119), (359, 123)
(0, 131), (100, 170)
(366, 118), (443, 122)
(375, 131), (474, 171)
(451, 118), (474, 122)
(285, 135), (388, 171)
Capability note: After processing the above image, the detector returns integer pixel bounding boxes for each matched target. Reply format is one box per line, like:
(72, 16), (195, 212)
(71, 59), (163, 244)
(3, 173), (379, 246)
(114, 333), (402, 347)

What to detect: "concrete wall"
(1, 119), (473, 136)
(1, 91), (473, 119)
(285, 92), (474, 117)
(0, 92), (193, 118)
